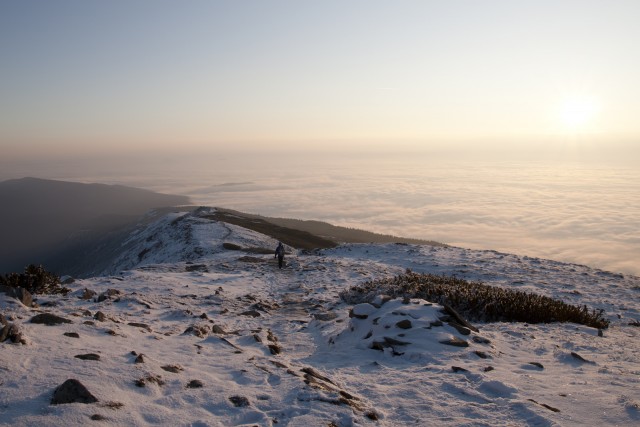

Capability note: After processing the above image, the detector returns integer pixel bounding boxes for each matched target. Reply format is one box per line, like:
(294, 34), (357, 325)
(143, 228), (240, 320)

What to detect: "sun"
(557, 96), (600, 131)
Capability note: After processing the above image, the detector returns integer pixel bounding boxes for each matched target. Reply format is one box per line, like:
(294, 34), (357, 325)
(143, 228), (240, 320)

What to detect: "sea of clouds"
(3, 150), (638, 276)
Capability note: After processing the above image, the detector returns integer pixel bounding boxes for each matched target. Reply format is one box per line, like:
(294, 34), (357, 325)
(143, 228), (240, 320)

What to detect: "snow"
(1, 208), (639, 426)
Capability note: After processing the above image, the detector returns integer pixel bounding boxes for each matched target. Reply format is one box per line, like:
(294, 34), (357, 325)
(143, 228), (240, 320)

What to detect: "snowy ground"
(1, 208), (639, 426)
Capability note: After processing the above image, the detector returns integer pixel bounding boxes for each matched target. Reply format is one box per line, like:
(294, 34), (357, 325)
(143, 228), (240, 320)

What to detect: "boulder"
(0, 286), (33, 307)
(51, 379), (98, 405)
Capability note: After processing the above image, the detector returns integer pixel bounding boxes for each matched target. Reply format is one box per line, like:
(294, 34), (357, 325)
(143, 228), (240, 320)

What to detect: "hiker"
(274, 242), (285, 269)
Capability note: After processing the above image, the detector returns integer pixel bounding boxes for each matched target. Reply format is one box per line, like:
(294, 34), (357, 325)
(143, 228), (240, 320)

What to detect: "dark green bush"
(340, 271), (610, 329)
(0, 264), (70, 295)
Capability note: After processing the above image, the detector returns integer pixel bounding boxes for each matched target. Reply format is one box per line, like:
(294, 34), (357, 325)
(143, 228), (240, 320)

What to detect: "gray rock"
(51, 379), (98, 405)
(64, 332), (80, 338)
(314, 312), (338, 321)
(31, 313), (73, 326)
(0, 286), (33, 307)
(94, 311), (106, 322)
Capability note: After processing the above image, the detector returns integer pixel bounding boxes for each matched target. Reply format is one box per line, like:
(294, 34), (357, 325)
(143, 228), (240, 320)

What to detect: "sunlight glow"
(558, 96), (600, 130)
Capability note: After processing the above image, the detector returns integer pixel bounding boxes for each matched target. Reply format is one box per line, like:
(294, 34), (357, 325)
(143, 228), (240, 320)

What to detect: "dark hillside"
(0, 177), (189, 275)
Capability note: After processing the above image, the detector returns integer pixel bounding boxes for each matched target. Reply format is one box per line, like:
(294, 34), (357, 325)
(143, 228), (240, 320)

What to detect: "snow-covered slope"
(1, 209), (639, 426)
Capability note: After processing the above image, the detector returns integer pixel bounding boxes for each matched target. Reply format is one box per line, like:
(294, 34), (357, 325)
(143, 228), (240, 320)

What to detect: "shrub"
(0, 264), (70, 295)
(340, 271), (610, 329)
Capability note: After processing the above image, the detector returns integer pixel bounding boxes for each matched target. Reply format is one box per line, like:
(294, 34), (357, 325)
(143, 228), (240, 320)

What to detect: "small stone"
(75, 353), (101, 361)
(529, 362), (544, 369)
(472, 336), (491, 344)
(440, 337), (469, 347)
(79, 289), (96, 300)
(199, 313), (208, 319)
(313, 312), (338, 321)
(90, 414), (106, 421)
(240, 310), (261, 318)
(211, 324), (226, 334)
(161, 364), (184, 373)
(396, 319), (412, 329)
(268, 344), (282, 355)
(127, 322), (151, 331)
(229, 395), (250, 407)
(186, 379), (204, 389)
(451, 366), (468, 373)
(474, 351), (488, 359)
(64, 332), (80, 338)
(134, 354), (146, 364)
(94, 312), (106, 322)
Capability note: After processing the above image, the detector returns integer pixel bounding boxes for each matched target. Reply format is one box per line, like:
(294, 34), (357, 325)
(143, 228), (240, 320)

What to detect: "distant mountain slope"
(214, 207), (445, 247)
(0, 177), (190, 275)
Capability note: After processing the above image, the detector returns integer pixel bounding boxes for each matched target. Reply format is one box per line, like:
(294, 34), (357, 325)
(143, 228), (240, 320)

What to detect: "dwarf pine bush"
(340, 271), (610, 329)
(0, 264), (69, 295)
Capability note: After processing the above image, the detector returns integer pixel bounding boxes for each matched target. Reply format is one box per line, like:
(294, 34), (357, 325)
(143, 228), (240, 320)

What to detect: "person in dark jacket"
(275, 242), (285, 269)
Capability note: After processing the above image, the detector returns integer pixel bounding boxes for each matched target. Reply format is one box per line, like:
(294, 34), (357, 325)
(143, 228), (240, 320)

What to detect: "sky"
(1, 0), (640, 161)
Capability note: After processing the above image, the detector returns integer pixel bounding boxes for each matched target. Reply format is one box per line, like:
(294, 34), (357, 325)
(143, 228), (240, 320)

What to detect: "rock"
(442, 304), (479, 333)
(222, 242), (242, 251)
(79, 288), (97, 300)
(186, 379), (204, 389)
(134, 375), (164, 387)
(448, 321), (471, 335)
(570, 351), (591, 363)
(229, 395), (250, 407)
(134, 354), (146, 364)
(51, 379), (98, 404)
(211, 324), (226, 334)
(94, 311), (106, 322)
(451, 366), (468, 373)
(529, 362), (544, 369)
(240, 310), (261, 318)
(313, 312), (338, 321)
(185, 264), (209, 272)
(199, 313), (209, 319)
(183, 324), (210, 338)
(161, 364), (184, 373)
(472, 336), (491, 344)
(0, 313), (7, 326)
(75, 353), (101, 361)
(396, 319), (412, 329)
(0, 325), (8, 342)
(97, 289), (120, 302)
(128, 322), (151, 331)
(350, 303), (377, 319)
(64, 332), (80, 338)
(474, 351), (489, 359)
(0, 286), (33, 307)
(90, 414), (107, 421)
(440, 337), (469, 347)
(31, 313), (72, 325)
(268, 344), (282, 355)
